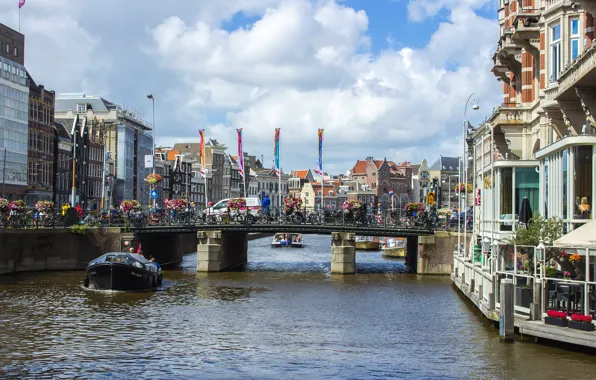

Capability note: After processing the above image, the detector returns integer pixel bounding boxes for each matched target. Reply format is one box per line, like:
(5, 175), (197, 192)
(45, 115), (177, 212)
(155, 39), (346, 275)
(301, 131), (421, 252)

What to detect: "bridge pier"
(331, 232), (356, 274)
(197, 230), (248, 272)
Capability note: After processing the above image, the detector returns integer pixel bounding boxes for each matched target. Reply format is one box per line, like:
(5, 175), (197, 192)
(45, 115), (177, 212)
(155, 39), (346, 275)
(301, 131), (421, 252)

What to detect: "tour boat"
(382, 238), (406, 258)
(271, 233), (304, 248)
(355, 236), (380, 251)
(84, 252), (162, 291)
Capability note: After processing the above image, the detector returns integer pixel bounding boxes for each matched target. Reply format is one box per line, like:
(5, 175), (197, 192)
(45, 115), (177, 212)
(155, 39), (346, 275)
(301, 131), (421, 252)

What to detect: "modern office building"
(0, 24), (28, 200)
(55, 94), (153, 207)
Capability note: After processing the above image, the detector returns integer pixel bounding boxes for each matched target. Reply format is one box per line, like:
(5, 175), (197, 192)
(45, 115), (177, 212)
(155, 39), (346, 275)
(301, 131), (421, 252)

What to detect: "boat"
(84, 252), (163, 291)
(271, 233), (304, 248)
(355, 236), (380, 251)
(382, 238), (406, 258)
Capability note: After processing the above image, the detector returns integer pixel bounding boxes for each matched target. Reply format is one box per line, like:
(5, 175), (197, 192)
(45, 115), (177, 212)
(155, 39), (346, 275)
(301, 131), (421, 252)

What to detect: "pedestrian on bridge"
(262, 194), (271, 218)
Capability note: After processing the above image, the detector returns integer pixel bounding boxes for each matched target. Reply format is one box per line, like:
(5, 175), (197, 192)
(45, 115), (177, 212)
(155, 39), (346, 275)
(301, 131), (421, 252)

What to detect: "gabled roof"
(54, 121), (71, 140)
(430, 156), (460, 171)
(351, 160), (368, 174)
(55, 93), (118, 113)
(291, 170), (310, 179)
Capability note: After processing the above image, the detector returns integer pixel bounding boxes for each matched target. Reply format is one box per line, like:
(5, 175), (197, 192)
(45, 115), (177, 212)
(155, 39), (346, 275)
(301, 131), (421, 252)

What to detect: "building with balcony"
(0, 24), (28, 200)
(471, 0), (595, 257)
(55, 93), (152, 207)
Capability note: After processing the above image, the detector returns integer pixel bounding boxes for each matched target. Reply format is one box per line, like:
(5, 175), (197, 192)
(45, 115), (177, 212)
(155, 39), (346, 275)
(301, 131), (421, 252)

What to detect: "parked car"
(205, 197), (261, 218)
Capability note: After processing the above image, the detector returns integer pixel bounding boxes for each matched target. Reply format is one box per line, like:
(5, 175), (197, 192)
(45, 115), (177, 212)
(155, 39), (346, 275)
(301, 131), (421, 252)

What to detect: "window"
(14, 47), (18, 57)
(550, 23), (561, 83)
(76, 103), (87, 113)
(573, 146), (593, 219)
(5, 44), (9, 54)
(570, 18), (580, 60)
(515, 167), (539, 220)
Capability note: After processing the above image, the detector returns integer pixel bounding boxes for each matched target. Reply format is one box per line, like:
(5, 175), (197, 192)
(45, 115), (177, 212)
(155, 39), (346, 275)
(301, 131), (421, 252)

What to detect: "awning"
(554, 219), (596, 248)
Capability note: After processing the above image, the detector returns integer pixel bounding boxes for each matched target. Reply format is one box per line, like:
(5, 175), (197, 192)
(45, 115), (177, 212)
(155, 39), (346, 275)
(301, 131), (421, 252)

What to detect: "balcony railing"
(557, 45), (596, 95)
(493, 104), (532, 125)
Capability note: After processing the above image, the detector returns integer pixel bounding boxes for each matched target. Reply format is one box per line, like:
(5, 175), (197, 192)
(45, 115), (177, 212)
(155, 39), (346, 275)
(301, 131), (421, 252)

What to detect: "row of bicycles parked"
(0, 198), (472, 230)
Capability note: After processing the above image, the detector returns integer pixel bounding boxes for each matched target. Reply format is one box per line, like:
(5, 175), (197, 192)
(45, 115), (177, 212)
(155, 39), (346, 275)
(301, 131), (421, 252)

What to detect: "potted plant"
(342, 200), (365, 218)
(544, 310), (568, 327)
(404, 202), (424, 217)
(0, 198), (9, 215)
(283, 197), (302, 215)
(568, 314), (595, 332)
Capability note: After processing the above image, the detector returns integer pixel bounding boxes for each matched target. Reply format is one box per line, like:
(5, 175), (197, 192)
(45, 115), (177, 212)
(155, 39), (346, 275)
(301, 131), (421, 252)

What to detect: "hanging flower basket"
(9, 200), (26, 215)
(455, 183), (473, 193)
(35, 200), (55, 214)
(342, 200), (365, 217)
(484, 176), (493, 189)
(120, 200), (141, 214)
(227, 198), (246, 212)
(284, 197), (303, 215)
(144, 173), (163, 185)
(404, 202), (424, 216)
(164, 198), (187, 212)
(0, 198), (9, 214)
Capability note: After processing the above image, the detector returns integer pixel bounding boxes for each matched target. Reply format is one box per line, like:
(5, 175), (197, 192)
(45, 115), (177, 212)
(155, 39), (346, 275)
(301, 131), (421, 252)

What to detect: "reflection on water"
(1, 235), (595, 379)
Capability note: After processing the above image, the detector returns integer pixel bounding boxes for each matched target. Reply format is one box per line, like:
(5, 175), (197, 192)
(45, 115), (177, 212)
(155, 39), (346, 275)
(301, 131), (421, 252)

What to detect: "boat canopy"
(89, 252), (154, 268)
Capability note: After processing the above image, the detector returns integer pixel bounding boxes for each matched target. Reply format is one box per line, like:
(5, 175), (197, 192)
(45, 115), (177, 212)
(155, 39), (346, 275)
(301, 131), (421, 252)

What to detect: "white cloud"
(152, 0), (500, 172)
(0, 0), (500, 173)
(406, 0), (491, 22)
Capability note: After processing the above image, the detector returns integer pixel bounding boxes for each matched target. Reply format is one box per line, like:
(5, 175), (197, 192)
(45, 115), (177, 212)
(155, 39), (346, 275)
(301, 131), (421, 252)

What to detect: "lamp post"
(463, 93), (480, 258)
(147, 94), (156, 208)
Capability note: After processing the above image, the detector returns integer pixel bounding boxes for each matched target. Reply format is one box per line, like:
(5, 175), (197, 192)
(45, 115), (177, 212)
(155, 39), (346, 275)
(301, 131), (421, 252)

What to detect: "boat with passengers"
(271, 233), (304, 248)
(84, 252), (162, 291)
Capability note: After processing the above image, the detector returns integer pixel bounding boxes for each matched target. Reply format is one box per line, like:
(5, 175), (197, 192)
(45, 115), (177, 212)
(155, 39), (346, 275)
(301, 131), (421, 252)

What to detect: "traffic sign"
(150, 190), (158, 199)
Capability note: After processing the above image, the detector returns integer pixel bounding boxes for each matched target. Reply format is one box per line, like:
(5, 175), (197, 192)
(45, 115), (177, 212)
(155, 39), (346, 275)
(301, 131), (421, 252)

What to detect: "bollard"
(499, 279), (514, 342)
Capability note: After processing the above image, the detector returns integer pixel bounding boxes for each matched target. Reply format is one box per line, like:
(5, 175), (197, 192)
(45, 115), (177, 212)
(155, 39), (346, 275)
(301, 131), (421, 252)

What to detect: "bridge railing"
(0, 206), (437, 230)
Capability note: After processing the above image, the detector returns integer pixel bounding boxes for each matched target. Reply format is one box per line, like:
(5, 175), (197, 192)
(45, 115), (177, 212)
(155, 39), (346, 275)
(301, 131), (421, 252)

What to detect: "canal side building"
(55, 94), (153, 207)
(52, 121), (73, 207)
(0, 24), (28, 200)
(25, 74), (55, 206)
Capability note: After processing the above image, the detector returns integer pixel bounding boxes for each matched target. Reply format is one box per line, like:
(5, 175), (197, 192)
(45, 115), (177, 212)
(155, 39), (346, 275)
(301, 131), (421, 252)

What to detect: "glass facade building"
(136, 131), (152, 201)
(116, 124), (135, 203)
(0, 55), (29, 197)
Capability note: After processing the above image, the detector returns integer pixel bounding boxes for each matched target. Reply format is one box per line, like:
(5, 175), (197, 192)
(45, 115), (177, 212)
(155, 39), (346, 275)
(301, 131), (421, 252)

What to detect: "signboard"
(144, 155), (154, 169)
(150, 190), (158, 199)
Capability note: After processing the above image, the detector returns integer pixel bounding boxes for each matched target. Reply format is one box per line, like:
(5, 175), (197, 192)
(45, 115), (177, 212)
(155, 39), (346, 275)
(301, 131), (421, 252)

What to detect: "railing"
(493, 104), (532, 124)
(557, 44), (596, 94)
(0, 206), (437, 231)
(543, 0), (565, 13)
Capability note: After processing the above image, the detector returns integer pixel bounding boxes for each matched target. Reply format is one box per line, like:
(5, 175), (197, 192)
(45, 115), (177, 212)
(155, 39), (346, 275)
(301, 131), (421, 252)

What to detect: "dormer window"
(76, 104), (87, 113)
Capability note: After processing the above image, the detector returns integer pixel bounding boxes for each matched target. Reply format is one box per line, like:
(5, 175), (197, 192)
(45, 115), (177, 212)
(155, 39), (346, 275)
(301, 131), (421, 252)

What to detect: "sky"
(1, 0), (501, 174)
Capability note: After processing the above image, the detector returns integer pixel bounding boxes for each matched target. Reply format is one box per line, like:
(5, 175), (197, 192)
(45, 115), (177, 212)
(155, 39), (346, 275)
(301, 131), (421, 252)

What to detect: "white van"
(206, 198), (261, 218)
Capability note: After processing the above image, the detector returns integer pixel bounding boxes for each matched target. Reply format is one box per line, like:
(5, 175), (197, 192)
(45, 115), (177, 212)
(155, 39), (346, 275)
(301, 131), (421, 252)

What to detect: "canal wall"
(0, 228), (121, 275)
(416, 232), (471, 275)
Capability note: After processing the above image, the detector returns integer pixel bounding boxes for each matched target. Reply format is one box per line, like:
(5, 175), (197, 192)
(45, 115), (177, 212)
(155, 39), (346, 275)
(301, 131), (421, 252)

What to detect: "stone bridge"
(127, 223), (437, 274)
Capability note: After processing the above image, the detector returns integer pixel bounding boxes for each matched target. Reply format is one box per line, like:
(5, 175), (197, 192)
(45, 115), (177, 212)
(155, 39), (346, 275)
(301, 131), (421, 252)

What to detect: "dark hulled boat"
(84, 252), (162, 291)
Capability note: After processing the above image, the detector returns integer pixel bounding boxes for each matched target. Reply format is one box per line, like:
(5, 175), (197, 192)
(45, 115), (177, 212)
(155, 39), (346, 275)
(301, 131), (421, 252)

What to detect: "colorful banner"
(19, 0), (25, 9)
(274, 128), (280, 176)
(198, 129), (206, 177)
(314, 129), (324, 176)
(237, 128), (245, 178)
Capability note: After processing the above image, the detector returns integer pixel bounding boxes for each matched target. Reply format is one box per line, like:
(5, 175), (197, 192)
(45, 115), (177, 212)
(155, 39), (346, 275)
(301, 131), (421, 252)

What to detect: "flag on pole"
(314, 129), (324, 176)
(274, 128), (280, 176)
(389, 188), (394, 197)
(19, 0), (25, 9)
(237, 128), (245, 178)
(198, 129), (206, 178)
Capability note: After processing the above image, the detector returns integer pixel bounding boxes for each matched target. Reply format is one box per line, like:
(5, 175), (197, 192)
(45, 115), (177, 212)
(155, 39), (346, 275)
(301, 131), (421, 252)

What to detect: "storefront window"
(574, 146), (593, 219)
(515, 167), (539, 219)
(562, 150), (567, 219)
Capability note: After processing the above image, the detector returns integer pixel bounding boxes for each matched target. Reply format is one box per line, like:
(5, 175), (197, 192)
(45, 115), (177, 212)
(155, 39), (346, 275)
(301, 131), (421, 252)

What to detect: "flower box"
(544, 316), (568, 327)
(568, 320), (595, 331)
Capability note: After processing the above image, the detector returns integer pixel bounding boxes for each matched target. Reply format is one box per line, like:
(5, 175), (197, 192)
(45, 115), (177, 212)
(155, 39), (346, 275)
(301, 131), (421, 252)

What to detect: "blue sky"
(1, 0), (501, 172)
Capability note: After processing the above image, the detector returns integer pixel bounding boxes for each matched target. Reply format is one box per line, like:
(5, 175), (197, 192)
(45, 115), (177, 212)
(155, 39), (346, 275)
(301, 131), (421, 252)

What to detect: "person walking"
(262, 194), (271, 220)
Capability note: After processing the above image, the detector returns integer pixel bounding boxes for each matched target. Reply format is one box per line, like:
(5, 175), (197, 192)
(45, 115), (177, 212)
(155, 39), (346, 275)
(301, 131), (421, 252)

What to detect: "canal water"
(1, 235), (595, 379)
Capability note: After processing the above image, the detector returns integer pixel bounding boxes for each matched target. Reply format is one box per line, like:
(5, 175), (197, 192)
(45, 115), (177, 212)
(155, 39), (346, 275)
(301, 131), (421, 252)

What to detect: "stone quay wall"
(0, 228), (122, 275)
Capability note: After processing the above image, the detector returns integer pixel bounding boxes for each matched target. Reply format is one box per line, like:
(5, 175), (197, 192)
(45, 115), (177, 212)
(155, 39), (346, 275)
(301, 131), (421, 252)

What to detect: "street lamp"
(463, 93), (480, 258)
(147, 94), (156, 208)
